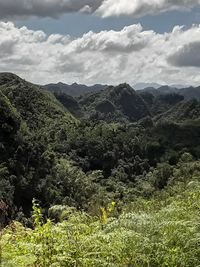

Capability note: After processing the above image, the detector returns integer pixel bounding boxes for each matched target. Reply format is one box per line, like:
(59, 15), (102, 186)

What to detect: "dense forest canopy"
(1, 72), (200, 266)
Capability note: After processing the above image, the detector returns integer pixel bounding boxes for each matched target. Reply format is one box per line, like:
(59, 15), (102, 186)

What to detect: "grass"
(1, 161), (200, 266)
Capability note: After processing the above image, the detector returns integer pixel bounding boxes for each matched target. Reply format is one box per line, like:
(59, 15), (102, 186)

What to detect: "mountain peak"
(0, 72), (22, 86)
(71, 82), (79, 86)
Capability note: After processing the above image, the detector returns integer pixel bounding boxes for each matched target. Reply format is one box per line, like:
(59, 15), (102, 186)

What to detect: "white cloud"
(96, 0), (200, 18)
(0, 21), (200, 86)
(0, 0), (200, 19)
(69, 24), (153, 53)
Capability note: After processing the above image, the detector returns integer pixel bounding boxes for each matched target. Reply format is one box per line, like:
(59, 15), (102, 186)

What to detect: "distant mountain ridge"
(139, 85), (200, 101)
(134, 82), (164, 90)
(45, 80), (200, 102)
(45, 82), (107, 97)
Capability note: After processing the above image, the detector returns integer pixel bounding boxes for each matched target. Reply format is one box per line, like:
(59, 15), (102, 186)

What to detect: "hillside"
(0, 73), (78, 223)
(78, 83), (150, 122)
(0, 73), (76, 131)
(179, 86), (200, 100)
(140, 91), (184, 115)
(155, 99), (200, 122)
(53, 92), (83, 117)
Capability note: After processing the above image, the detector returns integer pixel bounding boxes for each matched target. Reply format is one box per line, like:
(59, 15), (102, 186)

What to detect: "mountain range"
(45, 82), (107, 97)
(138, 85), (200, 101)
(46, 81), (200, 101)
(1, 72), (200, 227)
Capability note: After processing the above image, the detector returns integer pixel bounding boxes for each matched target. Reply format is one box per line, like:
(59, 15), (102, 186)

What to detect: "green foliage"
(140, 92), (184, 116)
(155, 99), (200, 123)
(1, 161), (200, 266)
(1, 73), (200, 225)
(1, 73), (200, 266)
(100, 201), (116, 225)
(0, 74), (79, 223)
(78, 84), (150, 123)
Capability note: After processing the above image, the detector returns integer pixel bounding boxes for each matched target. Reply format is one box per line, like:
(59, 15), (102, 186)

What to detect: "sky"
(0, 0), (200, 86)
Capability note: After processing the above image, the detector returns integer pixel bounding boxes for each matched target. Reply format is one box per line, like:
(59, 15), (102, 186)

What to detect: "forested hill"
(1, 73), (200, 265)
(0, 73), (77, 224)
(1, 73), (200, 221)
(53, 83), (200, 122)
(0, 73), (76, 128)
(78, 84), (151, 122)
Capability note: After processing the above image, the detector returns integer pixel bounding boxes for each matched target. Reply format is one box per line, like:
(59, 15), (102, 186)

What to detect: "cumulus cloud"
(70, 24), (154, 53)
(0, 0), (200, 19)
(0, 21), (200, 86)
(168, 41), (200, 67)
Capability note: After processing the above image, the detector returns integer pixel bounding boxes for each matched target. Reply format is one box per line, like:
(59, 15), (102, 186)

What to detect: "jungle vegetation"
(1, 72), (200, 266)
